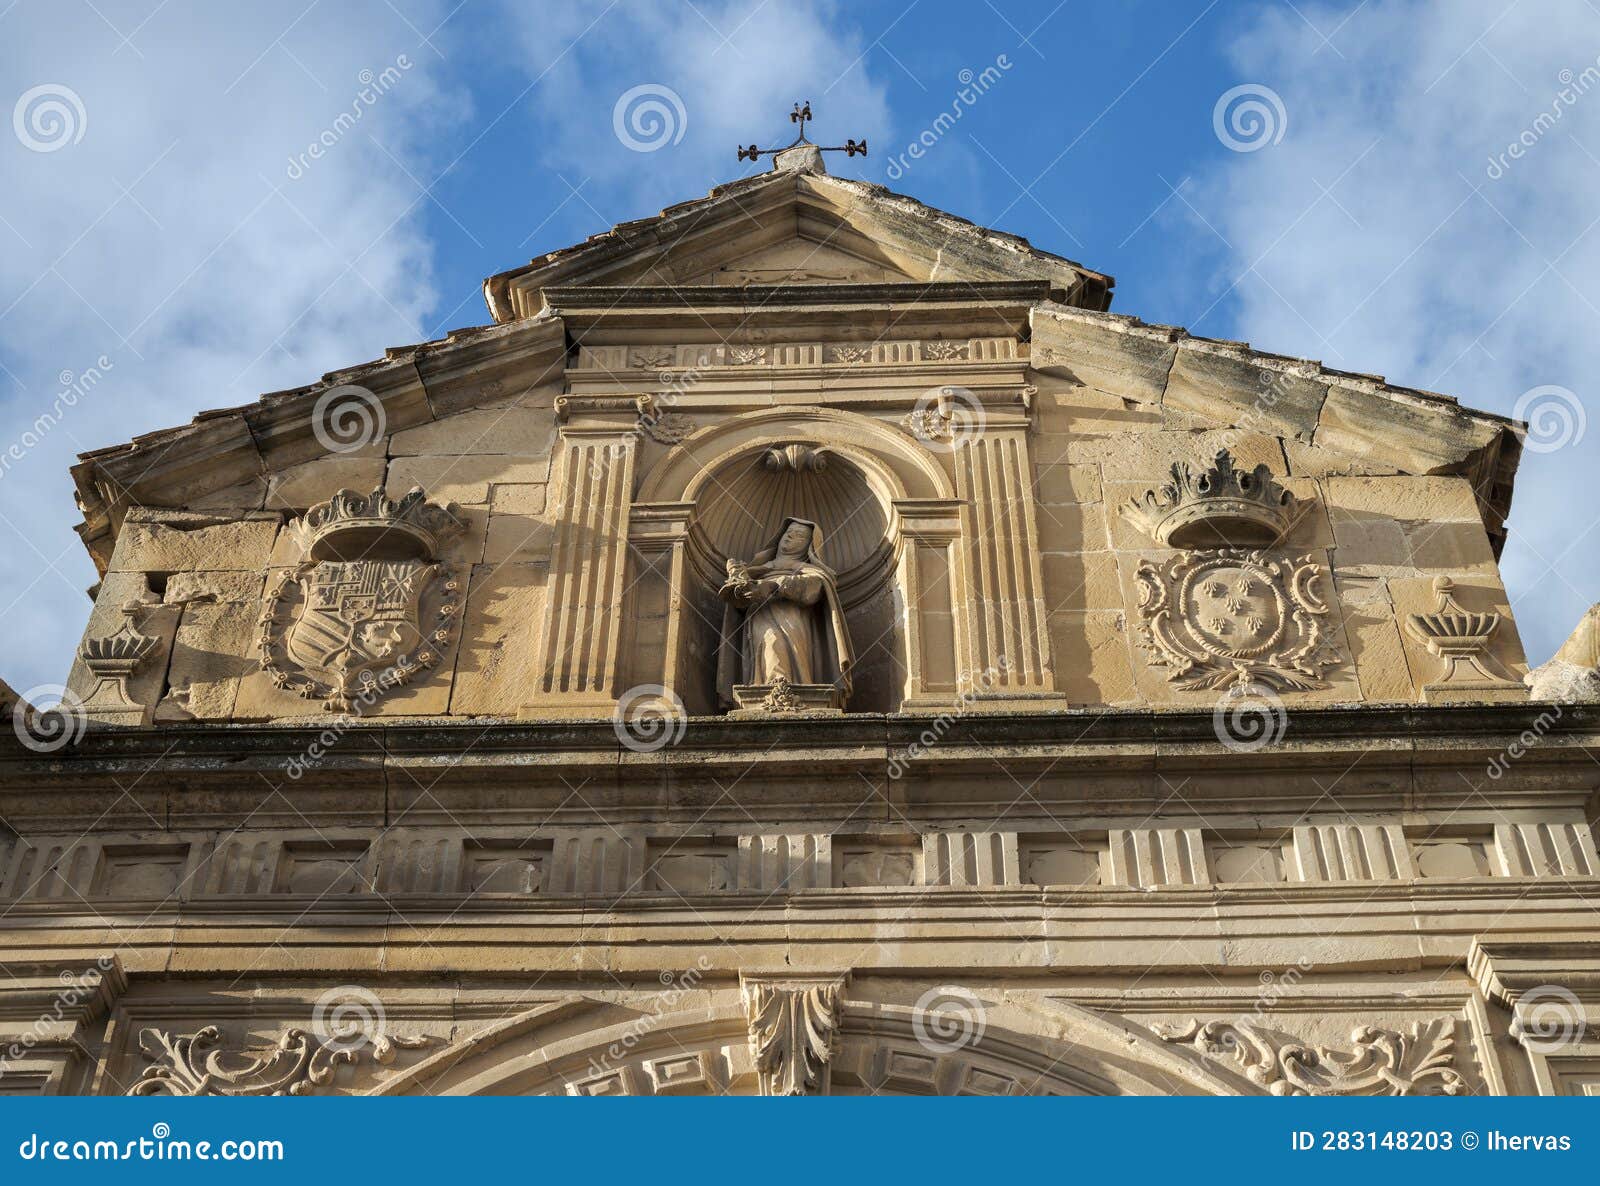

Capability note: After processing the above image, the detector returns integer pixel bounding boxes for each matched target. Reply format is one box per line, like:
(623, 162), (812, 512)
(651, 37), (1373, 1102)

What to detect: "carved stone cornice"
(740, 973), (847, 1096)
(1155, 1018), (1466, 1096)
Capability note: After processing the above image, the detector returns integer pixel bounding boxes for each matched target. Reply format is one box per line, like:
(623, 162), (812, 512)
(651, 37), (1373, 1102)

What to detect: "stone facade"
(2, 153), (1596, 1097)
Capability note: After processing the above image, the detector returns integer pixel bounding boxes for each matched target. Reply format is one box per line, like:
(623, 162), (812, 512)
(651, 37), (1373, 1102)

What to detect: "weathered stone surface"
(389, 406), (556, 457)
(1315, 379), (1501, 475)
(163, 600), (257, 719)
(107, 513), (280, 574)
(385, 455), (551, 505)
(1164, 339), (1328, 441)
(490, 482), (548, 514)
(482, 512), (554, 565)
(264, 457), (387, 510)
(1029, 304), (1176, 405)
(162, 570), (264, 605)
(1325, 476), (1498, 574)
(449, 563), (549, 717)
(1048, 609), (1137, 705)
(1333, 574), (1418, 703)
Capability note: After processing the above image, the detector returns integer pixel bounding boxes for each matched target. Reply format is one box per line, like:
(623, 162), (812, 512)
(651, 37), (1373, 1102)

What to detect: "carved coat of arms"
(259, 487), (464, 711)
(1135, 549), (1339, 691)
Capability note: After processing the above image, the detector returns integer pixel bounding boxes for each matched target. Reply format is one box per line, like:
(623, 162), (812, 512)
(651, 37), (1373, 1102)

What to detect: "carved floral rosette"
(1135, 548), (1338, 691)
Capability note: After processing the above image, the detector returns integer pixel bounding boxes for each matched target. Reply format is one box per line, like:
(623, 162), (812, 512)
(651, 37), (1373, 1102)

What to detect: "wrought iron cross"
(737, 101), (867, 163)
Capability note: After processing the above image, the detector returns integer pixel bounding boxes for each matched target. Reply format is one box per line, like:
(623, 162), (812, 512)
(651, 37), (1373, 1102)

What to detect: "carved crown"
(1120, 449), (1308, 547)
(288, 486), (465, 561)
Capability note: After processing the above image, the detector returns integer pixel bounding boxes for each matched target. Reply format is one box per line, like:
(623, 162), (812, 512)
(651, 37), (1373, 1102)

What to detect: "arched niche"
(623, 408), (967, 715)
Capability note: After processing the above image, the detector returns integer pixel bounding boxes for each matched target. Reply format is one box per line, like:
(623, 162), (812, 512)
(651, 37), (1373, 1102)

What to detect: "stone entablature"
(3, 818), (1593, 903)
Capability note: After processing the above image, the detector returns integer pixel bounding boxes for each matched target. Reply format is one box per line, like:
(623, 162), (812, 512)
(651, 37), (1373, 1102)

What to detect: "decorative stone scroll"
(258, 487), (465, 711)
(1405, 576), (1523, 701)
(1121, 449), (1308, 547)
(740, 975), (845, 1096)
(1156, 1018), (1466, 1096)
(128, 1023), (434, 1097)
(1135, 549), (1338, 691)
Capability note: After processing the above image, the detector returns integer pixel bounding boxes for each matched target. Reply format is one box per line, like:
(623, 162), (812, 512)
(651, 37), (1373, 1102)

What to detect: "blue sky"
(2, 0), (1598, 693)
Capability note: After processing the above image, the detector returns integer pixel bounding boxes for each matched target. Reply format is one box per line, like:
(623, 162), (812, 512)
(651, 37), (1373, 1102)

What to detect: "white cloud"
(1187, 0), (1600, 662)
(0, 0), (466, 692)
(497, 0), (893, 229)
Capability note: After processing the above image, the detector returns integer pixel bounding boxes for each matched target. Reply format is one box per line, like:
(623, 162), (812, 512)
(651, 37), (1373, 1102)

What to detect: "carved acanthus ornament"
(258, 487), (465, 711)
(1122, 449), (1308, 547)
(1405, 576), (1521, 699)
(128, 1023), (434, 1097)
(740, 975), (845, 1096)
(1135, 549), (1338, 691)
(1157, 1018), (1466, 1097)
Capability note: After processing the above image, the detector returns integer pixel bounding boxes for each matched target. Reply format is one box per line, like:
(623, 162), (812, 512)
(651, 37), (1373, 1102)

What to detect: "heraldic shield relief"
(259, 487), (465, 711)
(1135, 548), (1341, 692)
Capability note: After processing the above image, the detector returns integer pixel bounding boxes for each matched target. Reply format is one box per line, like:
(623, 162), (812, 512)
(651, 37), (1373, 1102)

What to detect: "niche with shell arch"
(625, 407), (965, 715)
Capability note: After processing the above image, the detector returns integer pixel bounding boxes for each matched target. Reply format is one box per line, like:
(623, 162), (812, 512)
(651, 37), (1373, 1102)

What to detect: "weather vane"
(737, 101), (867, 164)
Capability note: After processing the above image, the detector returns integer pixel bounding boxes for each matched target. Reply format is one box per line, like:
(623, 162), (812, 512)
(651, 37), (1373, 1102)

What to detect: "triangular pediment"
(683, 235), (915, 285)
(483, 169), (1113, 320)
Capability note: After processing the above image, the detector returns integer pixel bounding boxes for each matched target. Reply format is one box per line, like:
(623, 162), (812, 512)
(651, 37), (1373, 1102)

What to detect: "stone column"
(522, 397), (642, 718)
(951, 423), (1062, 701)
(895, 498), (965, 710)
(621, 501), (696, 707)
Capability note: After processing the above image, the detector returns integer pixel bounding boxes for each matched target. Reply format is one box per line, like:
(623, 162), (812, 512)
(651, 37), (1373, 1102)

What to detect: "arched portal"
(370, 991), (1261, 1097)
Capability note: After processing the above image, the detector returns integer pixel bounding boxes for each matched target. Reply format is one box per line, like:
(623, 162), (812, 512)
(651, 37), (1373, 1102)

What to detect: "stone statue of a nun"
(716, 517), (853, 713)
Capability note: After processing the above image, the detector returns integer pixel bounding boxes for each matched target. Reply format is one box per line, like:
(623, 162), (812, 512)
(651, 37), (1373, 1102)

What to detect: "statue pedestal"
(728, 679), (844, 718)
